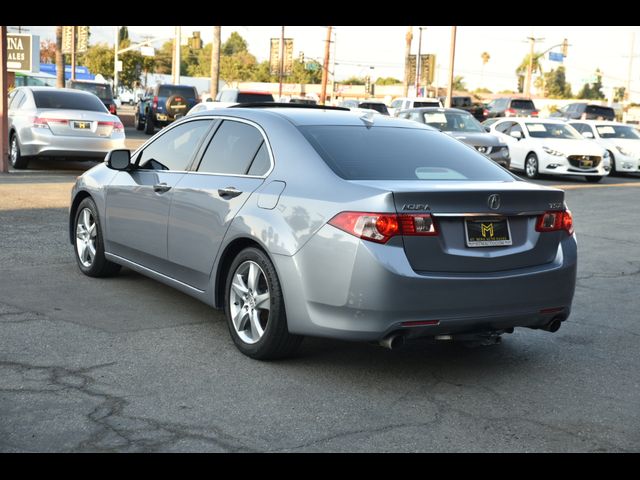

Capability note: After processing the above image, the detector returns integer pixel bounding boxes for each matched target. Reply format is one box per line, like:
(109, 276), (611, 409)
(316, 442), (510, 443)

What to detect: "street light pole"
(114, 26), (119, 93)
(320, 26), (332, 105)
(445, 26), (457, 108)
(279, 26), (285, 99)
(415, 27), (424, 97)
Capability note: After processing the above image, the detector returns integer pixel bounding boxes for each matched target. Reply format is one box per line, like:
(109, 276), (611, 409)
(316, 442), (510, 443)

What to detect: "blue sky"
(18, 26), (640, 100)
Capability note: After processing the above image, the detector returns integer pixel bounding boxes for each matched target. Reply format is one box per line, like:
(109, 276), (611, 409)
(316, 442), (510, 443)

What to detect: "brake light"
(531, 110), (539, 117)
(32, 117), (68, 129)
(329, 212), (438, 244)
(98, 121), (125, 133)
(535, 210), (574, 235)
(153, 95), (158, 109)
(505, 108), (516, 117)
(483, 109), (489, 118)
(109, 104), (117, 114)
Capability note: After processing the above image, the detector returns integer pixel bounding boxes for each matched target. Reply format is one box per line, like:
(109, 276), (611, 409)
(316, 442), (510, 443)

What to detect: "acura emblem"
(488, 194), (501, 210)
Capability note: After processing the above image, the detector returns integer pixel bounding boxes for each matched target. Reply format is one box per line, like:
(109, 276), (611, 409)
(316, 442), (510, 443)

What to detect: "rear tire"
(224, 247), (302, 360)
(585, 176), (603, 183)
(9, 133), (29, 169)
(144, 111), (155, 135)
(73, 197), (121, 278)
(135, 111), (144, 131)
(525, 153), (539, 179)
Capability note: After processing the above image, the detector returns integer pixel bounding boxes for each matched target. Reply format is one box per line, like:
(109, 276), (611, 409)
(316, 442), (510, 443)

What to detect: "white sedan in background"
(489, 118), (609, 182)
(568, 120), (640, 175)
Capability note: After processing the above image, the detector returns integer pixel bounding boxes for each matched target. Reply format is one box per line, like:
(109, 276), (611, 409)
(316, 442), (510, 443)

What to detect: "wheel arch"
(214, 237), (273, 309)
(69, 190), (93, 244)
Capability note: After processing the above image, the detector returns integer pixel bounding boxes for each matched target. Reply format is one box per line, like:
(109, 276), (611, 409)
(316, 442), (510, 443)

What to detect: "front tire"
(9, 133), (29, 169)
(224, 247), (302, 360)
(74, 197), (121, 277)
(525, 153), (539, 179)
(144, 111), (155, 135)
(608, 151), (617, 176)
(135, 111), (144, 131)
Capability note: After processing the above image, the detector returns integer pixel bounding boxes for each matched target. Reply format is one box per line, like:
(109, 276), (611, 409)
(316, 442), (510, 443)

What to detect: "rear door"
(105, 120), (212, 272)
(166, 118), (271, 289)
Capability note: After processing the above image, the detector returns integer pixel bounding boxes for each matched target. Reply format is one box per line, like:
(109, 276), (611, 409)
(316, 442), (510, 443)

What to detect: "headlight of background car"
(542, 146), (565, 156)
(616, 146), (631, 157)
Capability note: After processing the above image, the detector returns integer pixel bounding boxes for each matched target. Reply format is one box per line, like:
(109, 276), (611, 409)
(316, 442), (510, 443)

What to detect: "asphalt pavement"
(1, 126), (639, 452)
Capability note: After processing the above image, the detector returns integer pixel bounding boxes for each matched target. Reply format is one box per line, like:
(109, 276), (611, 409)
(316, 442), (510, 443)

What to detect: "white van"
(389, 97), (443, 117)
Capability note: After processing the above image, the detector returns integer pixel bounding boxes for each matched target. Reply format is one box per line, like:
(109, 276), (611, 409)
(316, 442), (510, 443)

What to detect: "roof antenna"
(359, 112), (375, 128)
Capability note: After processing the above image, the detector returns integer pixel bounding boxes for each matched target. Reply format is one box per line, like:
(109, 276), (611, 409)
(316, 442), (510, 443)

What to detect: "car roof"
(188, 106), (430, 128)
(568, 119), (625, 126)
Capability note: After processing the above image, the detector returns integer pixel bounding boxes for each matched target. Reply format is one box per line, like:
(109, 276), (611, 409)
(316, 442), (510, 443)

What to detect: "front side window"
(494, 121), (514, 134)
(197, 120), (268, 175)
(299, 125), (514, 181)
(138, 120), (211, 171)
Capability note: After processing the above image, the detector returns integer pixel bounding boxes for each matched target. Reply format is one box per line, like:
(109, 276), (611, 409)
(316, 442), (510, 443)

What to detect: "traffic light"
(562, 38), (568, 57)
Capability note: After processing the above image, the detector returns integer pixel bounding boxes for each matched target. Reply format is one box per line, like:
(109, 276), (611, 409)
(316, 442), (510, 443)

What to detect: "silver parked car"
(69, 106), (577, 360)
(7, 87), (126, 169)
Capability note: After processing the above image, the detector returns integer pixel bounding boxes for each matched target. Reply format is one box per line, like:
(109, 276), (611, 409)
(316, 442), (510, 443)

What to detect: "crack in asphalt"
(0, 360), (253, 453)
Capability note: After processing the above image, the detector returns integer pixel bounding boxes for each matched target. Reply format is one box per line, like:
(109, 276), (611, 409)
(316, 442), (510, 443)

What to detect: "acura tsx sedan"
(69, 105), (577, 359)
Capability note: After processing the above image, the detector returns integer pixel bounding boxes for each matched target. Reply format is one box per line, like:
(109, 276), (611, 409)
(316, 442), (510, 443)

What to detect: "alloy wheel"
(76, 208), (97, 268)
(229, 260), (271, 344)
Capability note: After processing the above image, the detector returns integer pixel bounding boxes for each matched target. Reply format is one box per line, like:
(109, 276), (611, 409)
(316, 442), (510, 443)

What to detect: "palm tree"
(481, 52), (490, 88)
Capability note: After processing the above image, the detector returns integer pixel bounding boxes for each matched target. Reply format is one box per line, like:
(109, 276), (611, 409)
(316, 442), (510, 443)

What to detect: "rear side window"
(32, 90), (107, 112)
(511, 99), (535, 109)
(586, 105), (614, 117)
(138, 120), (211, 171)
(9, 90), (25, 109)
(197, 120), (266, 175)
(413, 101), (440, 108)
(237, 92), (275, 103)
(359, 102), (389, 115)
(158, 86), (197, 99)
(299, 125), (514, 181)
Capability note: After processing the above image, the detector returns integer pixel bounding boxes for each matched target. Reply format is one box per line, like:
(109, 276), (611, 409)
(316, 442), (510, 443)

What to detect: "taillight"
(98, 121), (124, 133)
(153, 95), (158, 109)
(505, 108), (516, 117)
(535, 210), (574, 235)
(483, 109), (489, 117)
(109, 104), (117, 114)
(328, 212), (438, 244)
(531, 110), (539, 117)
(32, 117), (68, 129)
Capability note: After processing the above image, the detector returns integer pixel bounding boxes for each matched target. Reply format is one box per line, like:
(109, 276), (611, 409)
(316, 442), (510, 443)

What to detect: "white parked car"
(489, 118), (609, 182)
(389, 97), (442, 117)
(567, 120), (640, 175)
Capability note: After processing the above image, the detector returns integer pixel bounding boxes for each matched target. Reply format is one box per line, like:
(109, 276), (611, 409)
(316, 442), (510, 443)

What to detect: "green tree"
(543, 66), (572, 98)
(219, 50), (257, 83)
(473, 87), (493, 94)
(342, 76), (366, 85)
(79, 43), (115, 79)
(375, 77), (402, 85)
(515, 52), (543, 93)
(577, 69), (605, 100)
(222, 32), (249, 55)
(614, 86), (626, 102)
(453, 75), (466, 91)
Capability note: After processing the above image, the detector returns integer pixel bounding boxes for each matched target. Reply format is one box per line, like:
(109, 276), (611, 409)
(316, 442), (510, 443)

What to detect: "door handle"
(153, 183), (172, 193)
(218, 187), (242, 199)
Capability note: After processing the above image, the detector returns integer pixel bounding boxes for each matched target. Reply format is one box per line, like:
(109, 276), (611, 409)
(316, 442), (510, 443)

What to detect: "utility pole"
(330, 28), (337, 101)
(211, 26), (221, 99)
(55, 26), (64, 88)
(524, 36), (544, 98)
(278, 26), (285, 99)
(403, 26), (413, 97)
(70, 26), (77, 81)
(415, 27), (424, 96)
(445, 26), (457, 108)
(1, 26), (8, 173)
(320, 26), (332, 105)
(114, 26), (119, 93)
(173, 26), (182, 84)
(626, 32), (636, 102)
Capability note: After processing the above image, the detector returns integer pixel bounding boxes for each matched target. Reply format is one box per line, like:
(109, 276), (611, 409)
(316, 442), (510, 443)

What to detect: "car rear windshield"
(68, 82), (113, 101)
(299, 125), (514, 181)
(511, 99), (535, 110)
(413, 101), (440, 108)
(359, 102), (389, 114)
(158, 86), (197, 99)
(237, 92), (275, 103)
(586, 105), (614, 117)
(32, 90), (107, 112)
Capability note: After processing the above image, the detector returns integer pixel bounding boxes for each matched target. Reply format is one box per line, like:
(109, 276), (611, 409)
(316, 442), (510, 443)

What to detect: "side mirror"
(510, 130), (523, 140)
(106, 149), (132, 171)
(582, 131), (594, 139)
(484, 126), (491, 133)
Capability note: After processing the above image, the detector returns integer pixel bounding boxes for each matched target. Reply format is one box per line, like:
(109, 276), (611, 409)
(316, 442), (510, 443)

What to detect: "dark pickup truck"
(135, 84), (199, 134)
(449, 96), (485, 121)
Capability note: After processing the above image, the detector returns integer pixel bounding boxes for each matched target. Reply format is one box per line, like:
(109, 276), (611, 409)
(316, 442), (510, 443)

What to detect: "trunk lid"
(37, 109), (116, 138)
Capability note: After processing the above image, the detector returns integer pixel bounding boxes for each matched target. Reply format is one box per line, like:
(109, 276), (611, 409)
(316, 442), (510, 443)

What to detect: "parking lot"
(1, 117), (640, 452)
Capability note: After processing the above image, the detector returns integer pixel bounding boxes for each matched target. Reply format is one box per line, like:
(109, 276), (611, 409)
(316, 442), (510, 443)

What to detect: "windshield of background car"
(237, 92), (275, 103)
(32, 90), (108, 112)
(423, 111), (484, 133)
(413, 101), (440, 108)
(359, 102), (389, 114)
(596, 124), (640, 139)
(299, 126), (515, 181)
(586, 106), (614, 117)
(158, 86), (197, 99)
(69, 82), (113, 101)
(525, 122), (581, 139)
(511, 99), (535, 109)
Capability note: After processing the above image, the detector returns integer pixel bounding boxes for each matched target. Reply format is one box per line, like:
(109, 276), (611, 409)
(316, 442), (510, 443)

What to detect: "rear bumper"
(20, 130), (126, 159)
(275, 225), (577, 342)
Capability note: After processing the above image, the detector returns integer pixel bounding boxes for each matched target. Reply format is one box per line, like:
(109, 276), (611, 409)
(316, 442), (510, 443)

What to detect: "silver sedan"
(69, 106), (577, 360)
(7, 87), (125, 169)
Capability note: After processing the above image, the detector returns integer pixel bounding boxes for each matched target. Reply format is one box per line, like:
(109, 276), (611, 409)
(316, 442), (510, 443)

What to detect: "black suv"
(136, 84), (199, 134)
(449, 96), (485, 121)
(551, 103), (616, 121)
(66, 79), (117, 115)
(483, 97), (538, 119)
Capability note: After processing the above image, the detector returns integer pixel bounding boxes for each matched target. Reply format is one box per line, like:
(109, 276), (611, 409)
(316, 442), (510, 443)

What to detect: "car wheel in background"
(135, 111), (144, 131)
(224, 247), (302, 360)
(525, 153), (540, 179)
(9, 134), (29, 170)
(74, 197), (121, 278)
(144, 112), (155, 135)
